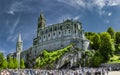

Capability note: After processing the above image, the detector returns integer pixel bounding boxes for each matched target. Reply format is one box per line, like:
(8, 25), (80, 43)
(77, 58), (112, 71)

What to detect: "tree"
(20, 59), (25, 69)
(13, 58), (18, 69)
(8, 57), (14, 69)
(0, 52), (4, 68)
(91, 50), (103, 67)
(91, 34), (101, 50)
(115, 32), (120, 44)
(100, 32), (115, 62)
(1, 58), (8, 69)
(107, 27), (115, 39)
(0, 52), (8, 69)
(115, 32), (120, 52)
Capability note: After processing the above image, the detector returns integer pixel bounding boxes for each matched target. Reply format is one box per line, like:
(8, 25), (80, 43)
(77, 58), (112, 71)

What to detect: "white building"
(7, 12), (89, 68)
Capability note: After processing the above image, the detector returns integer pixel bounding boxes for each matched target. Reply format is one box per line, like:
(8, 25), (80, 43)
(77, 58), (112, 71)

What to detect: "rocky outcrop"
(55, 47), (82, 69)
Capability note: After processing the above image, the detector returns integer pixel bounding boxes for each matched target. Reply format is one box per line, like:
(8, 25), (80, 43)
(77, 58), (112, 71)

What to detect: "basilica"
(7, 12), (89, 67)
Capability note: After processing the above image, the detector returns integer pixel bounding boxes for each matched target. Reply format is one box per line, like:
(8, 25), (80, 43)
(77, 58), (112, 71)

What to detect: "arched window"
(54, 27), (57, 30)
(48, 34), (50, 37)
(53, 33), (55, 36)
(60, 26), (62, 30)
(44, 36), (45, 38)
(45, 29), (48, 33)
(74, 24), (78, 28)
(59, 32), (61, 34)
(50, 28), (52, 31)
(75, 30), (76, 33)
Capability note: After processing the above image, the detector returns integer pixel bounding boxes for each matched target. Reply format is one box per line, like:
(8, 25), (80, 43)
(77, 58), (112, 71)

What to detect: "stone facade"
(7, 12), (90, 66)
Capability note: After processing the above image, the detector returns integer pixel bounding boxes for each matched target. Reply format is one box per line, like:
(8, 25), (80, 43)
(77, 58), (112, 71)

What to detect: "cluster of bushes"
(85, 27), (120, 67)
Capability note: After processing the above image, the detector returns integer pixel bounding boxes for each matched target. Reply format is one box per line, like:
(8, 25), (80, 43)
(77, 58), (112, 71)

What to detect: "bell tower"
(16, 34), (23, 69)
(37, 11), (46, 30)
(37, 11), (46, 37)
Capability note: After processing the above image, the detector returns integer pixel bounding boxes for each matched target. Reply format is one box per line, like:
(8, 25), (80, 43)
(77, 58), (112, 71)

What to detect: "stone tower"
(38, 12), (46, 29)
(16, 34), (23, 69)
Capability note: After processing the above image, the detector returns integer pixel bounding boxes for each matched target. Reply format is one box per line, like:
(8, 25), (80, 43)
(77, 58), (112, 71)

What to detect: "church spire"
(38, 11), (46, 29)
(16, 34), (23, 52)
(16, 33), (23, 69)
(18, 34), (22, 42)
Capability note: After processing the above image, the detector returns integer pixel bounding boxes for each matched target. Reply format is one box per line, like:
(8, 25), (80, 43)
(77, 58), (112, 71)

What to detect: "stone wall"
(101, 63), (120, 70)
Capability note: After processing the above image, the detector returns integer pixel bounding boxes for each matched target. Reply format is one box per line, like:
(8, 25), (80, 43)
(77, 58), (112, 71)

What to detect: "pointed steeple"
(16, 34), (23, 52)
(16, 34), (23, 69)
(18, 34), (22, 42)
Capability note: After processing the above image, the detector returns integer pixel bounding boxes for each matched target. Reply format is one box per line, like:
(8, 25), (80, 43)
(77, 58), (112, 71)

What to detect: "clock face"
(0, 70), (11, 75)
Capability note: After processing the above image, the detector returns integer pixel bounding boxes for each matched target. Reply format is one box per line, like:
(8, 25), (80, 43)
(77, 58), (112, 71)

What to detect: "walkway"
(109, 71), (120, 75)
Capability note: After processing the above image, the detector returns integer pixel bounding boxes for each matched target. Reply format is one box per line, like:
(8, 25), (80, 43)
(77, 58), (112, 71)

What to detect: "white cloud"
(108, 12), (112, 16)
(57, 0), (86, 9)
(8, 10), (15, 15)
(74, 16), (80, 20)
(93, 0), (106, 9)
(7, 1), (34, 14)
(57, 0), (120, 16)
(57, 15), (72, 23)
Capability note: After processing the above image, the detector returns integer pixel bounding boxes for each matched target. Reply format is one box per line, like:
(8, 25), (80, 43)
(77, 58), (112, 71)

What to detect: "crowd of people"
(0, 68), (109, 75)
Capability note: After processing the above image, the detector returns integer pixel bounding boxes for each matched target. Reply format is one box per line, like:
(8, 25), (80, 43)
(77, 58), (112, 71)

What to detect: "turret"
(16, 34), (23, 52)
(37, 11), (46, 30)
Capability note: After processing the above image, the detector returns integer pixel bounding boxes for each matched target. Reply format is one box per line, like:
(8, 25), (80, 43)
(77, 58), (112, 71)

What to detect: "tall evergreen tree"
(107, 27), (115, 39)
(115, 32), (120, 44)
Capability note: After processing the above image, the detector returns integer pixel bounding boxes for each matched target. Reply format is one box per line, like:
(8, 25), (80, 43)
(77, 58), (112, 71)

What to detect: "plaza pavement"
(109, 71), (120, 75)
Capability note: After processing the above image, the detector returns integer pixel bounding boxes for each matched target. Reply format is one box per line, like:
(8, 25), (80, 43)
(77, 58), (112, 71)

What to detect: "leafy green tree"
(13, 58), (18, 69)
(115, 32), (120, 52)
(8, 57), (14, 69)
(20, 59), (25, 69)
(0, 52), (4, 68)
(91, 34), (101, 50)
(1, 58), (8, 69)
(0, 52), (8, 69)
(100, 32), (115, 61)
(91, 50), (103, 67)
(107, 27), (115, 39)
(115, 32), (120, 44)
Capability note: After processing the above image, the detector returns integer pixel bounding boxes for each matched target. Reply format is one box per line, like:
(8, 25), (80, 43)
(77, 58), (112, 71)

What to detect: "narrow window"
(59, 32), (61, 34)
(53, 33), (55, 36)
(74, 24), (77, 28)
(75, 30), (76, 33)
(69, 30), (70, 33)
(44, 36), (45, 38)
(48, 34), (50, 37)
(60, 26), (62, 30)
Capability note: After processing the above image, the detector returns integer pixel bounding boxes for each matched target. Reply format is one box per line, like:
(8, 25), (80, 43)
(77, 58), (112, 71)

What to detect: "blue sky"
(0, 0), (120, 56)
